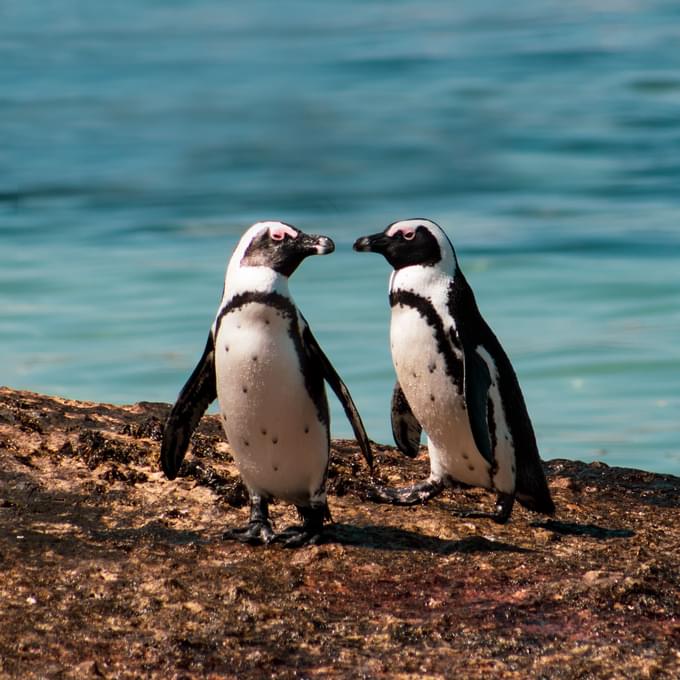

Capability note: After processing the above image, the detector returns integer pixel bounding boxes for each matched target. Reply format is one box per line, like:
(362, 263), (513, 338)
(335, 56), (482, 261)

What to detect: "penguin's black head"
(241, 221), (335, 277)
(353, 218), (447, 270)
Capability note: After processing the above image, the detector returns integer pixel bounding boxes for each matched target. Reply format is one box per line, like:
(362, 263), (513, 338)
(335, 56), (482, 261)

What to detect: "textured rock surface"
(1, 386), (679, 678)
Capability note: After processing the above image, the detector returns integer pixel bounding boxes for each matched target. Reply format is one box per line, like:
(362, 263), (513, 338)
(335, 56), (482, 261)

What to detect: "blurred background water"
(2, 1), (679, 474)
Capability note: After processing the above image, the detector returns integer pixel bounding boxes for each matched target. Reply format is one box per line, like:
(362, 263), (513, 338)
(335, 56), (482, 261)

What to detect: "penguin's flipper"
(450, 329), (493, 466)
(300, 321), (373, 470)
(390, 381), (422, 458)
(161, 333), (217, 480)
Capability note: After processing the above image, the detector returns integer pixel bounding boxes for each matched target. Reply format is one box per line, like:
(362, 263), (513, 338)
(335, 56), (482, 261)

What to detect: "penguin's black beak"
(353, 232), (390, 254)
(300, 233), (335, 256)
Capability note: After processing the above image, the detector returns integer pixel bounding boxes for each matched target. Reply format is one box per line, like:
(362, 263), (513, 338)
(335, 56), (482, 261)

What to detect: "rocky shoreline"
(1, 386), (679, 678)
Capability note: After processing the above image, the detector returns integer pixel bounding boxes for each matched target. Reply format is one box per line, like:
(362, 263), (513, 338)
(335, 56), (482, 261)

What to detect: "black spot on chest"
(215, 291), (329, 427)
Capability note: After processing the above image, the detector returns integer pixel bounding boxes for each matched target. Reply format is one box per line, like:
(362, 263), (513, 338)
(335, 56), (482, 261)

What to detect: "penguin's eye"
(271, 231), (286, 241)
(402, 229), (416, 241)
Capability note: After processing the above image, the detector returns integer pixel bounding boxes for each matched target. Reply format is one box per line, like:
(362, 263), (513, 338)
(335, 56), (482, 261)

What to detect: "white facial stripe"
(386, 223), (408, 237)
(269, 224), (298, 241)
(223, 221), (294, 297)
(386, 220), (421, 242)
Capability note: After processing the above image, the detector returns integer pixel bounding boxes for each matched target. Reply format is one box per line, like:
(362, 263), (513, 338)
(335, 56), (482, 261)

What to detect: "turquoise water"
(2, 2), (680, 474)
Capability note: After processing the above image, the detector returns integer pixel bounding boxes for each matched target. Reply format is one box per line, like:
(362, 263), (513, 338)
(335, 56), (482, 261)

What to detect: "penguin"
(353, 218), (554, 523)
(162, 221), (372, 547)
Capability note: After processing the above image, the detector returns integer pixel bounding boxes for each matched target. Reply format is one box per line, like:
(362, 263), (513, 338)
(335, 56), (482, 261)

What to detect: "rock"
(0, 386), (679, 678)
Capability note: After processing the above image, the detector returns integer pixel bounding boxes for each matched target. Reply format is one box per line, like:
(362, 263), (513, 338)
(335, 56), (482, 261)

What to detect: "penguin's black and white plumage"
(162, 221), (372, 547)
(353, 218), (554, 523)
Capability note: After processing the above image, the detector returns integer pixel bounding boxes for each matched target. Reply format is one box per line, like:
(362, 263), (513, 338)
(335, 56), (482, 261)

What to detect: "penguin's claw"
(273, 525), (323, 548)
(223, 520), (275, 545)
(271, 504), (326, 547)
(457, 509), (511, 525)
(457, 492), (515, 525)
(364, 483), (401, 504)
(365, 479), (444, 506)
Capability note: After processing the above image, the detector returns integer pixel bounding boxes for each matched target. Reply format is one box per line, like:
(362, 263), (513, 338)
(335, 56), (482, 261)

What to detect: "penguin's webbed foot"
(457, 492), (515, 525)
(223, 493), (275, 545)
(273, 504), (326, 548)
(365, 479), (444, 506)
(223, 519), (275, 545)
(273, 526), (323, 548)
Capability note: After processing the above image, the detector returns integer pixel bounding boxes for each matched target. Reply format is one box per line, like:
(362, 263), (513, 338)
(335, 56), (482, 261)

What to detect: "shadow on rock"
(325, 523), (533, 554)
(531, 519), (634, 539)
(89, 521), (205, 546)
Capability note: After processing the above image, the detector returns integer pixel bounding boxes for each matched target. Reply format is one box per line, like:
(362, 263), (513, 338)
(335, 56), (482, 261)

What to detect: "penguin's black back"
(448, 269), (555, 515)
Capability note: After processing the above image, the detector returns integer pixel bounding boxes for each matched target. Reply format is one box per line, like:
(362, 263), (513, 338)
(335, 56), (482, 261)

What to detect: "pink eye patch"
(270, 225), (298, 241)
(386, 224), (416, 240)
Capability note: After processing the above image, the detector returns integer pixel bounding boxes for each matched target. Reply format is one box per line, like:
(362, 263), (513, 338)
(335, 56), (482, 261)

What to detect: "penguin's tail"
(516, 463), (556, 516)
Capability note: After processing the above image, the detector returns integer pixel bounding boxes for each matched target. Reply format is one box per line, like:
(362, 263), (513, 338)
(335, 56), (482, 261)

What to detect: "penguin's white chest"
(214, 302), (328, 503)
(390, 303), (492, 488)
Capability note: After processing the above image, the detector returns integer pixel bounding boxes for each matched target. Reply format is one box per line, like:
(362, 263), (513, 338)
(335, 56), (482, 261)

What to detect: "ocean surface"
(2, 2), (680, 474)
